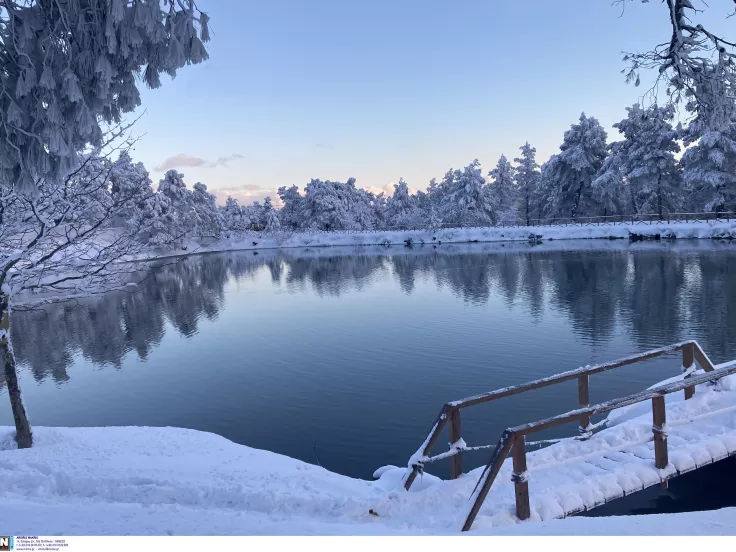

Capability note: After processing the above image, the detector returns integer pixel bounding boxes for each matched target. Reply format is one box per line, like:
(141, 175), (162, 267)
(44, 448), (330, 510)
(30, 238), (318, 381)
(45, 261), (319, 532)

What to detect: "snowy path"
(0, 374), (735, 535)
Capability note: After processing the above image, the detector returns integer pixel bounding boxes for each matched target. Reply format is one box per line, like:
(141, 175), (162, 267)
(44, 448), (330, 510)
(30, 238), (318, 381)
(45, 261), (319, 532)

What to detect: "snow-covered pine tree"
(440, 160), (497, 226)
(220, 197), (246, 233)
(542, 113), (608, 220)
(299, 178), (371, 230)
(277, 185), (305, 229)
(262, 196), (281, 232)
(109, 151), (156, 236)
(424, 177), (445, 229)
(414, 189), (431, 217)
(243, 201), (265, 231)
(488, 155), (518, 225)
(0, 1), (211, 195)
(191, 182), (224, 238)
(681, 64), (736, 213)
(617, 105), (682, 216)
(348, 184), (379, 230)
(157, 170), (195, 245)
(681, 130), (736, 213)
(591, 141), (627, 218)
(142, 192), (179, 248)
(514, 143), (541, 226)
(371, 191), (388, 230)
(385, 179), (422, 229)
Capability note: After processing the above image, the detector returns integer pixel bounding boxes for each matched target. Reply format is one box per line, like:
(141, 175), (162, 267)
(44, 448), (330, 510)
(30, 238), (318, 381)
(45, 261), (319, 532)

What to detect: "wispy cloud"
(209, 153), (246, 168)
(155, 153), (246, 172)
(155, 154), (207, 172)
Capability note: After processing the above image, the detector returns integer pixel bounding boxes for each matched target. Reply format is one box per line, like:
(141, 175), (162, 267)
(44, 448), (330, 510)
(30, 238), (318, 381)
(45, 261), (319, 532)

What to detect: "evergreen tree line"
(15, 102), (734, 250)
(232, 103), (736, 232)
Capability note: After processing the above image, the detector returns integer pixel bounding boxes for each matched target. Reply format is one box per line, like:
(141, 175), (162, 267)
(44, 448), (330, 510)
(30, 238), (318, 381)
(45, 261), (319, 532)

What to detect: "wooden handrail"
(507, 360), (735, 437)
(461, 358), (736, 531)
(449, 341), (713, 410)
(403, 340), (714, 491)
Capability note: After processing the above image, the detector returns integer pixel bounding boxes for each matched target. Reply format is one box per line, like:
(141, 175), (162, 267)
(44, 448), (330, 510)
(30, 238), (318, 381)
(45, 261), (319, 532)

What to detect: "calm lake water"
(2, 240), (736, 515)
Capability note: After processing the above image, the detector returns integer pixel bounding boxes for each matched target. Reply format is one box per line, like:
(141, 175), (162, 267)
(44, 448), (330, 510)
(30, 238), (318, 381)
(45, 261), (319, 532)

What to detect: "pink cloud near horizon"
(212, 185), (282, 207)
(155, 153), (245, 172)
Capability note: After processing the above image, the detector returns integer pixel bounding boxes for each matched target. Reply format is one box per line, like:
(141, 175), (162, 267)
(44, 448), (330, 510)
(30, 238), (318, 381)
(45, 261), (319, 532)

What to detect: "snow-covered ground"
(151, 220), (736, 260)
(2, 369), (735, 536)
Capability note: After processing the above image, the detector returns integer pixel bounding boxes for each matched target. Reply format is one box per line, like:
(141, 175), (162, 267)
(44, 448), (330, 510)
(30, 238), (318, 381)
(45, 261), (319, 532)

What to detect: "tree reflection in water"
(5, 241), (736, 385)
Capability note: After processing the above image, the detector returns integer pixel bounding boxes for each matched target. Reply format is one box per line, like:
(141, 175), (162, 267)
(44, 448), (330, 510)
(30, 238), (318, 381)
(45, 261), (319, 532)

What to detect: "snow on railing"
(461, 344), (736, 532)
(398, 340), (725, 531)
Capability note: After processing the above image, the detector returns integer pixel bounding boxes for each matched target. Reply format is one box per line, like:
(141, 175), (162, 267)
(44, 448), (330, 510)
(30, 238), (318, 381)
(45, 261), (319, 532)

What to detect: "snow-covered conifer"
(277, 185), (305, 229)
(157, 170), (195, 242)
(488, 155), (518, 224)
(514, 143), (541, 225)
(597, 104), (682, 217)
(191, 183), (223, 238)
(385, 179), (422, 228)
(439, 160), (497, 226)
(542, 114), (608, 219)
(262, 197), (281, 232)
(681, 67), (736, 213)
(220, 197), (246, 233)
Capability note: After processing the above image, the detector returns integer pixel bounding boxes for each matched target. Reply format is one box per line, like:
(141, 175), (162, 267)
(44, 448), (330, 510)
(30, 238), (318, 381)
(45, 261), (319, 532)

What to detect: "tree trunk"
(525, 196), (530, 226)
(657, 174), (663, 220)
(572, 181), (585, 220)
(629, 183), (638, 215)
(0, 292), (33, 449)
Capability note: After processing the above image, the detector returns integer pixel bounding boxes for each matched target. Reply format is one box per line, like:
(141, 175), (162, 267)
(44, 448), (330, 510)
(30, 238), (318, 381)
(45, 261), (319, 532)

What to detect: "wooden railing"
(400, 340), (730, 531)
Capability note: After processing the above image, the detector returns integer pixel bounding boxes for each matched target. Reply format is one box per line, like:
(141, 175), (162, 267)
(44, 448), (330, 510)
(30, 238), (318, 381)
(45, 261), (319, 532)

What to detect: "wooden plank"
(512, 435), (530, 521)
(578, 374), (591, 439)
(462, 431), (515, 532)
(683, 343), (695, 400)
(652, 395), (668, 469)
(693, 344), (715, 372)
(403, 409), (449, 490)
(449, 408), (463, 480)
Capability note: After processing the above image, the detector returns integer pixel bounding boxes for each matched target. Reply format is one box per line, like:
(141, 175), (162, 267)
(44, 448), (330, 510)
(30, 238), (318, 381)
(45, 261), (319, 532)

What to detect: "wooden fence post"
(652, 395), (668, 469)
(578, 374), (591, 439)
(512, 434), (531, 520)
(449, 408), (463, 480)
(683, 343), (695, 400)
(404, 409), (449, 490)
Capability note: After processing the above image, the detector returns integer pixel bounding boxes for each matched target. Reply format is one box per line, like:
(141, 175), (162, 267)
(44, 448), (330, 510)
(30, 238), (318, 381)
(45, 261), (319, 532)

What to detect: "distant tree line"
(211, 102), (736, 235)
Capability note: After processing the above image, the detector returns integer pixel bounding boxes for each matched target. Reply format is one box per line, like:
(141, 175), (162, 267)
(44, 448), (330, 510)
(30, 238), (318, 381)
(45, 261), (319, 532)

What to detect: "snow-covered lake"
(3, 240), (736, 514)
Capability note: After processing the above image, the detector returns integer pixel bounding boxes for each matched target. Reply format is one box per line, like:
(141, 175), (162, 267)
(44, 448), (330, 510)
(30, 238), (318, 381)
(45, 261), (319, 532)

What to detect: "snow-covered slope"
(2, 371), (735, 535)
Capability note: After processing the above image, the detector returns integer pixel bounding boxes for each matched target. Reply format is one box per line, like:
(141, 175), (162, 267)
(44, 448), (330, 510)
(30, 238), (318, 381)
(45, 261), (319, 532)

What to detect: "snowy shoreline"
(10, 220), (736, 308)
(149, 220), (736, 261)
(2, 370), (735, 536)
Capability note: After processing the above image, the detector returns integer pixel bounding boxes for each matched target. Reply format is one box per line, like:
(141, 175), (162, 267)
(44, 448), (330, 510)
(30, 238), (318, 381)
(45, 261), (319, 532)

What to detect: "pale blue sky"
(129, 0), (710, 205)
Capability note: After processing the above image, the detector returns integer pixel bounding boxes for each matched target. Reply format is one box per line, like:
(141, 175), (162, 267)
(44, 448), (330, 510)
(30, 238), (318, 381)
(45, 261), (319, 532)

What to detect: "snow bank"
(149, 220), (736, 259)
(2, 378), (736, 538)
